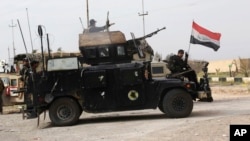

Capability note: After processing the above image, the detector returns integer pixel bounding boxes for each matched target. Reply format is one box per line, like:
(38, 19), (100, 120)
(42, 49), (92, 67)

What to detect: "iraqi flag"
(190, 21), (221, 51)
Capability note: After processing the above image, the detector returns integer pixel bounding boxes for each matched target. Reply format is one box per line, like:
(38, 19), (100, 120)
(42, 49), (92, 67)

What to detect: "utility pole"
(9, 19), (16, 57)
(8, 47), (10, 63)
(138, 0), (148, 36)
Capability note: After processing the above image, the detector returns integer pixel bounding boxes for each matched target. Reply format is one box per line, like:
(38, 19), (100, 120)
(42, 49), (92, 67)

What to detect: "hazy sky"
(1, 0), (250, 64)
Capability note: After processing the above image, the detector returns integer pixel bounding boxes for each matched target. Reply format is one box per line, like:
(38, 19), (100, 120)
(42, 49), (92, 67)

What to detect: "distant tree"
(57, 47), (62, 52)
(215, 69), (220, 76)
(164, 53), (174, 62)
(230, 59), (239, 77)
(32, 49), (38, 53)
(239, 57), (249, 77)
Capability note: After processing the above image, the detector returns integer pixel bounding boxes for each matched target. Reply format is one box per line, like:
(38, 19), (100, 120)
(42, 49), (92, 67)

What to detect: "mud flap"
(198, 91), (213, 102)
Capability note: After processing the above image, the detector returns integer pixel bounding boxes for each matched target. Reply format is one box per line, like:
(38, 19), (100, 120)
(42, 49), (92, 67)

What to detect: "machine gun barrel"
(136, 27), (166, 40)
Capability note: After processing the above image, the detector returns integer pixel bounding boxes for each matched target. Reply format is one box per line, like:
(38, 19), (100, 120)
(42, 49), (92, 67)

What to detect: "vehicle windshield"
(10, 79), (17, 87)
(0, 77), (10, 86)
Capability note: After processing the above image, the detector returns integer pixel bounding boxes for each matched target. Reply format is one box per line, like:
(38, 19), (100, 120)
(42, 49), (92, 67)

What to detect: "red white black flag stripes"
(190, 21), (221, 51)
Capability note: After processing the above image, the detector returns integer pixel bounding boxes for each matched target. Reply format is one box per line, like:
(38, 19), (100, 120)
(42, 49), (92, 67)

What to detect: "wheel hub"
(57, 105), (72, 120)
(172, 97), (185, 111)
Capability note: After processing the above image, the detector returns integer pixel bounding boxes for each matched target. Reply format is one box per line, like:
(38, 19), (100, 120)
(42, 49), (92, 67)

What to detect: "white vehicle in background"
(0, 73), (24, 106)
(8, 75), (24, 104)
(151, 61), (170, 78)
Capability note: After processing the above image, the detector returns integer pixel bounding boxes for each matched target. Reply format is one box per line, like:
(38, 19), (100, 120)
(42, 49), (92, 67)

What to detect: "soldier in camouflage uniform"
(19, 58), (37, 118)
(87, 19), (113, 33)
(168, 49), (200, 90)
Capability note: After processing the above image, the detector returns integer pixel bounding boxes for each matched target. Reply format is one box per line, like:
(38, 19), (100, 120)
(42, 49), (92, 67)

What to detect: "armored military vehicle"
(19, 24), (212, 126)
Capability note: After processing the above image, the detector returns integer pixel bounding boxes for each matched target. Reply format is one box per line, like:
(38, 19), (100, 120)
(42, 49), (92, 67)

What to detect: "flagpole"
(187, 20), (194, 55)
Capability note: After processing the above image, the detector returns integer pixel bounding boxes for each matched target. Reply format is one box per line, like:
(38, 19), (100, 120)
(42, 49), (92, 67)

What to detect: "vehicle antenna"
(17, 19), (29, 59)
(86, 0), (89, 27)
(38, 25), (45, 74)
(79, 17), (84, 32)
(106, 11), (110, 31)
(17, 19), (35, 94)
(46, 33), (51, 59)
(26, 8), (34, 53)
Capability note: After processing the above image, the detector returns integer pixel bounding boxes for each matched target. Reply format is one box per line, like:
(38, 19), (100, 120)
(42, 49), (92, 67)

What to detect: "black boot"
(27, 112), (37, 119)
(26, 108), (37, 119)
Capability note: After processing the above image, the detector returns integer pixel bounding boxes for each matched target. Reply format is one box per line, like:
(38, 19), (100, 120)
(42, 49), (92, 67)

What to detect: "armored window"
(10, 79), (17, 86)
(98, 46), (109, 57)
(152, 66), (164, 76)
(1, 77), (9, 86)
(85, 48), (97, 58)
(117, 45), (125, 56)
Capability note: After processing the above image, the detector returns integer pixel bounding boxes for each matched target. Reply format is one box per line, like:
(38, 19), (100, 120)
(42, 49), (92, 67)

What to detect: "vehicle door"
(116, 63), (146, 108)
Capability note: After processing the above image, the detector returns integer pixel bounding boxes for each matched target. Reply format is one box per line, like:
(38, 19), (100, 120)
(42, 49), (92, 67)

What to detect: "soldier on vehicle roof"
(87, 19), (113, 33)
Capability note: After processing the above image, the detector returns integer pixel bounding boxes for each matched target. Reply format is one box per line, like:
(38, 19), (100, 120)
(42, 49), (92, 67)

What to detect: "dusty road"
(0, 85), (250, 141)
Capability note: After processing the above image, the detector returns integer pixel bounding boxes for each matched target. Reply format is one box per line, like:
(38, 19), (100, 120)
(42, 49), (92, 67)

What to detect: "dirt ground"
(0, 85), (250, 141)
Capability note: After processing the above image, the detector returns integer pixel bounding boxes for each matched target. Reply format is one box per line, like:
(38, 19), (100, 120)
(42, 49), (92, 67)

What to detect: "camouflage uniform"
(20, 65), (30, 84)
(24, 60), (40, 118)
(86, 19), (110, 33)
(20, 59), (36, 118)
(20, 61), (32, 105)
(168, 54), (200, 89)
(168, 54), (189, 73)
(88, 25), (107, 32)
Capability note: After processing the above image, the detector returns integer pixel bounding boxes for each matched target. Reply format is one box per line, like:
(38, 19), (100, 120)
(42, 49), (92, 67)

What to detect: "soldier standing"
(19, 58), (36, 118)
(25, 60), (40, 119)
(20, 58), (31, 107)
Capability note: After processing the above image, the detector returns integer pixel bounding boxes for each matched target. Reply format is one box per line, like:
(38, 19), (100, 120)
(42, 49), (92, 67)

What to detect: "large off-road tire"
(49, 97), (81, 126)
(160, 89), (193, 118)
(158, 104), (164, 113)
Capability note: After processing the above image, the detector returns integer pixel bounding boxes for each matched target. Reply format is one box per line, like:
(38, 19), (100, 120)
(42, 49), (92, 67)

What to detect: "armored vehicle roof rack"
(78, 31), (131, 65)
(79, 31), (126, 47)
